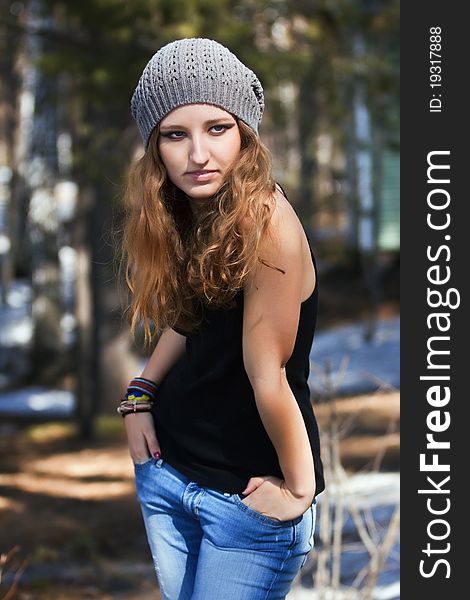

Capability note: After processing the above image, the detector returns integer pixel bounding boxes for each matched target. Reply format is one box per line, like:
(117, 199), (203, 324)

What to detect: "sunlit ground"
(0, 416), (161, 599)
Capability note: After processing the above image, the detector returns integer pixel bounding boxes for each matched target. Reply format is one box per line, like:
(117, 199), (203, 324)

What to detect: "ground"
(0, 390), (399, 599)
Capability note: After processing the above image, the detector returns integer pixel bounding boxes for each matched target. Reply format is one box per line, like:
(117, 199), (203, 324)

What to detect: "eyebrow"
(159, 118), (235, 131)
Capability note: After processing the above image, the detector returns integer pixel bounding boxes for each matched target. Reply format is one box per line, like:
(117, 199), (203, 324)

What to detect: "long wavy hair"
(119, 117), (283, 348)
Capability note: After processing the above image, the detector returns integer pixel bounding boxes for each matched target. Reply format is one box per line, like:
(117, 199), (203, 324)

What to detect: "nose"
(189, 135), (210, 165)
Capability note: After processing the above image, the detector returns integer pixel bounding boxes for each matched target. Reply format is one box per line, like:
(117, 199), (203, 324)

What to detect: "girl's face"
(158, 104), (241, 211)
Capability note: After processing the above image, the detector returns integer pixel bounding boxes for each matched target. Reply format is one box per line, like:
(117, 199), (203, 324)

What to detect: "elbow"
(247, 367), (287, 400)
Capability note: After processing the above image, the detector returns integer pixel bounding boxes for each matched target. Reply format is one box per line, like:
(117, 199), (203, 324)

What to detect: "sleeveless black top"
(151, 200), (325, 497)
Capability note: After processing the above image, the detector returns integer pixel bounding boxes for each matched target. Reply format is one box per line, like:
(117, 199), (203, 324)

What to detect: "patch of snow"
(288, 581), (399, 600)
(322, 472), (400, 509)
(0, 387), (74, 417)
(310, 317), (400, 396)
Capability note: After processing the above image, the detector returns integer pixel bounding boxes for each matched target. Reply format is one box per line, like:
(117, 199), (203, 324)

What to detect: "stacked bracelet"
(126, 377), (159, 401)
(117, 377), (159, 417)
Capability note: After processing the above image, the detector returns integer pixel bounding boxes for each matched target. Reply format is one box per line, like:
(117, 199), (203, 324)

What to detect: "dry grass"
(315, 391), (400, 471)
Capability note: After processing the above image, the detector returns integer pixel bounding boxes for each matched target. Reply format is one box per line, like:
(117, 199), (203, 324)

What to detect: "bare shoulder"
(244, 187), (304, 299)
(242, 187), (308, 372)
(265, 186), (304, 255)
(250, 185), (316, 302)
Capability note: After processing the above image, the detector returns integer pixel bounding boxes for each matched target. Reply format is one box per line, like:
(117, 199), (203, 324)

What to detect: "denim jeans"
(133, 457), (317, 600)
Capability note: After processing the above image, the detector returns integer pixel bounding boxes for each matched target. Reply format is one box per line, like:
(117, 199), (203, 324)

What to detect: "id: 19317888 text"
(429, 26), (442, 113)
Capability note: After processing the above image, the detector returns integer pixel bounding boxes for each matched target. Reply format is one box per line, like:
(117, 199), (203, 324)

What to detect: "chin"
(185, 185), (221, 199)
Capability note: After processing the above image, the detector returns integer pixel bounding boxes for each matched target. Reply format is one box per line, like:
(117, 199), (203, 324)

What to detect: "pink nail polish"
(153, 451), (161, 459)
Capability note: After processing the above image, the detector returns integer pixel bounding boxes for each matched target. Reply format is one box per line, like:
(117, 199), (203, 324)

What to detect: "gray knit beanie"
(131, 37), (264, 149)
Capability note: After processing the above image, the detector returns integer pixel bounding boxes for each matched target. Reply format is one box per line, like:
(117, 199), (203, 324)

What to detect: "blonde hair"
(119, 118), (281, 348)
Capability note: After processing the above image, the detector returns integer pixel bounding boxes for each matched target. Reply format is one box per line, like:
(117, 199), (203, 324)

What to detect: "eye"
(161, 131), (185, 140)
(160, 124), (234, 139)
(210, 124), (233, 134)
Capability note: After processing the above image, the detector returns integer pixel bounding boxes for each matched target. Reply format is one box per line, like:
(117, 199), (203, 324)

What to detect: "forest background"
(0, 1), (399, 598)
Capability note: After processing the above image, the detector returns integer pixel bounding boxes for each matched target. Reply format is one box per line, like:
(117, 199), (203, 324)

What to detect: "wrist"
(282, 479), (315, 501)
(117, 376), (159, 417)
(130, 376), (159, 399)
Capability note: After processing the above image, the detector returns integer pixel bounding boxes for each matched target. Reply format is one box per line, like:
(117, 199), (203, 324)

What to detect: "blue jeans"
(133, 457), (317, 600)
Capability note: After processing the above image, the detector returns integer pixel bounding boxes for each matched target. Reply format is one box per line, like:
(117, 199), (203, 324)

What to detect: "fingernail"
(153, 451), (161, 459)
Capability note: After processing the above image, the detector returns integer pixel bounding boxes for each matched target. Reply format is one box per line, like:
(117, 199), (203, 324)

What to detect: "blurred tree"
(277, 0), (398, 340)
(0, 0), (20, 306)
(23, 0), (68, 383)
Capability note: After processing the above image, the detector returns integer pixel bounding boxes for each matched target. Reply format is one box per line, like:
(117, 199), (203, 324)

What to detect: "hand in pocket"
(124, 412), (161, 464)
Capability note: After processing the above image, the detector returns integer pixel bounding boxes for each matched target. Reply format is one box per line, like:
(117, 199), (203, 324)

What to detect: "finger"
(242, 476), (267, 495)
(144, 429), (161, 459)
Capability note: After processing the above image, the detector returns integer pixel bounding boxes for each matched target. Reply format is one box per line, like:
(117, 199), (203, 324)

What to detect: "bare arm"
(140, 327), (187, 382)
(242, 194), (316, 510)
(125, 327), (187, 463)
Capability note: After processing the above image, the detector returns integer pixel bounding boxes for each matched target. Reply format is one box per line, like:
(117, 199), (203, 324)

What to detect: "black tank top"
(152, 195), (325, 497)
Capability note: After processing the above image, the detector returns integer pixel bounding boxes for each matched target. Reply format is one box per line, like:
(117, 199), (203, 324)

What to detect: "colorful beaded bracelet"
(126, 377), (159, 401)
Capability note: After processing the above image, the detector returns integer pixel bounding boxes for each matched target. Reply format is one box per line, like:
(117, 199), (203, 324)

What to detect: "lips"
(187, 170), (217, 182)
(188, 170), (216, 175)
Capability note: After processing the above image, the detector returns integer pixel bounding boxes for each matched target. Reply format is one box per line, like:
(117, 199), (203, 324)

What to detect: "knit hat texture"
(131, 37), (264, 149)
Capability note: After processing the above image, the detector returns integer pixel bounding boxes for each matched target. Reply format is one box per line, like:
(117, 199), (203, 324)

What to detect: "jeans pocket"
(133, 459), (165, 507)
(232, 493), (294, 527)
(133, 456), (154, 469)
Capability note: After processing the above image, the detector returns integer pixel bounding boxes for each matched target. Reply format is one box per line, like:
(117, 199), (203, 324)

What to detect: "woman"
(120, 37), (325, 599)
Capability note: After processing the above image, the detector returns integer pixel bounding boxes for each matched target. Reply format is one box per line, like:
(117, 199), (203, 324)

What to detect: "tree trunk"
(352, 31), (381, 342)
(297, 68), (318, 226)
(22, 0), (68, 382)
(73, 185), (96, 440)
(0, 9), (20, 306)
